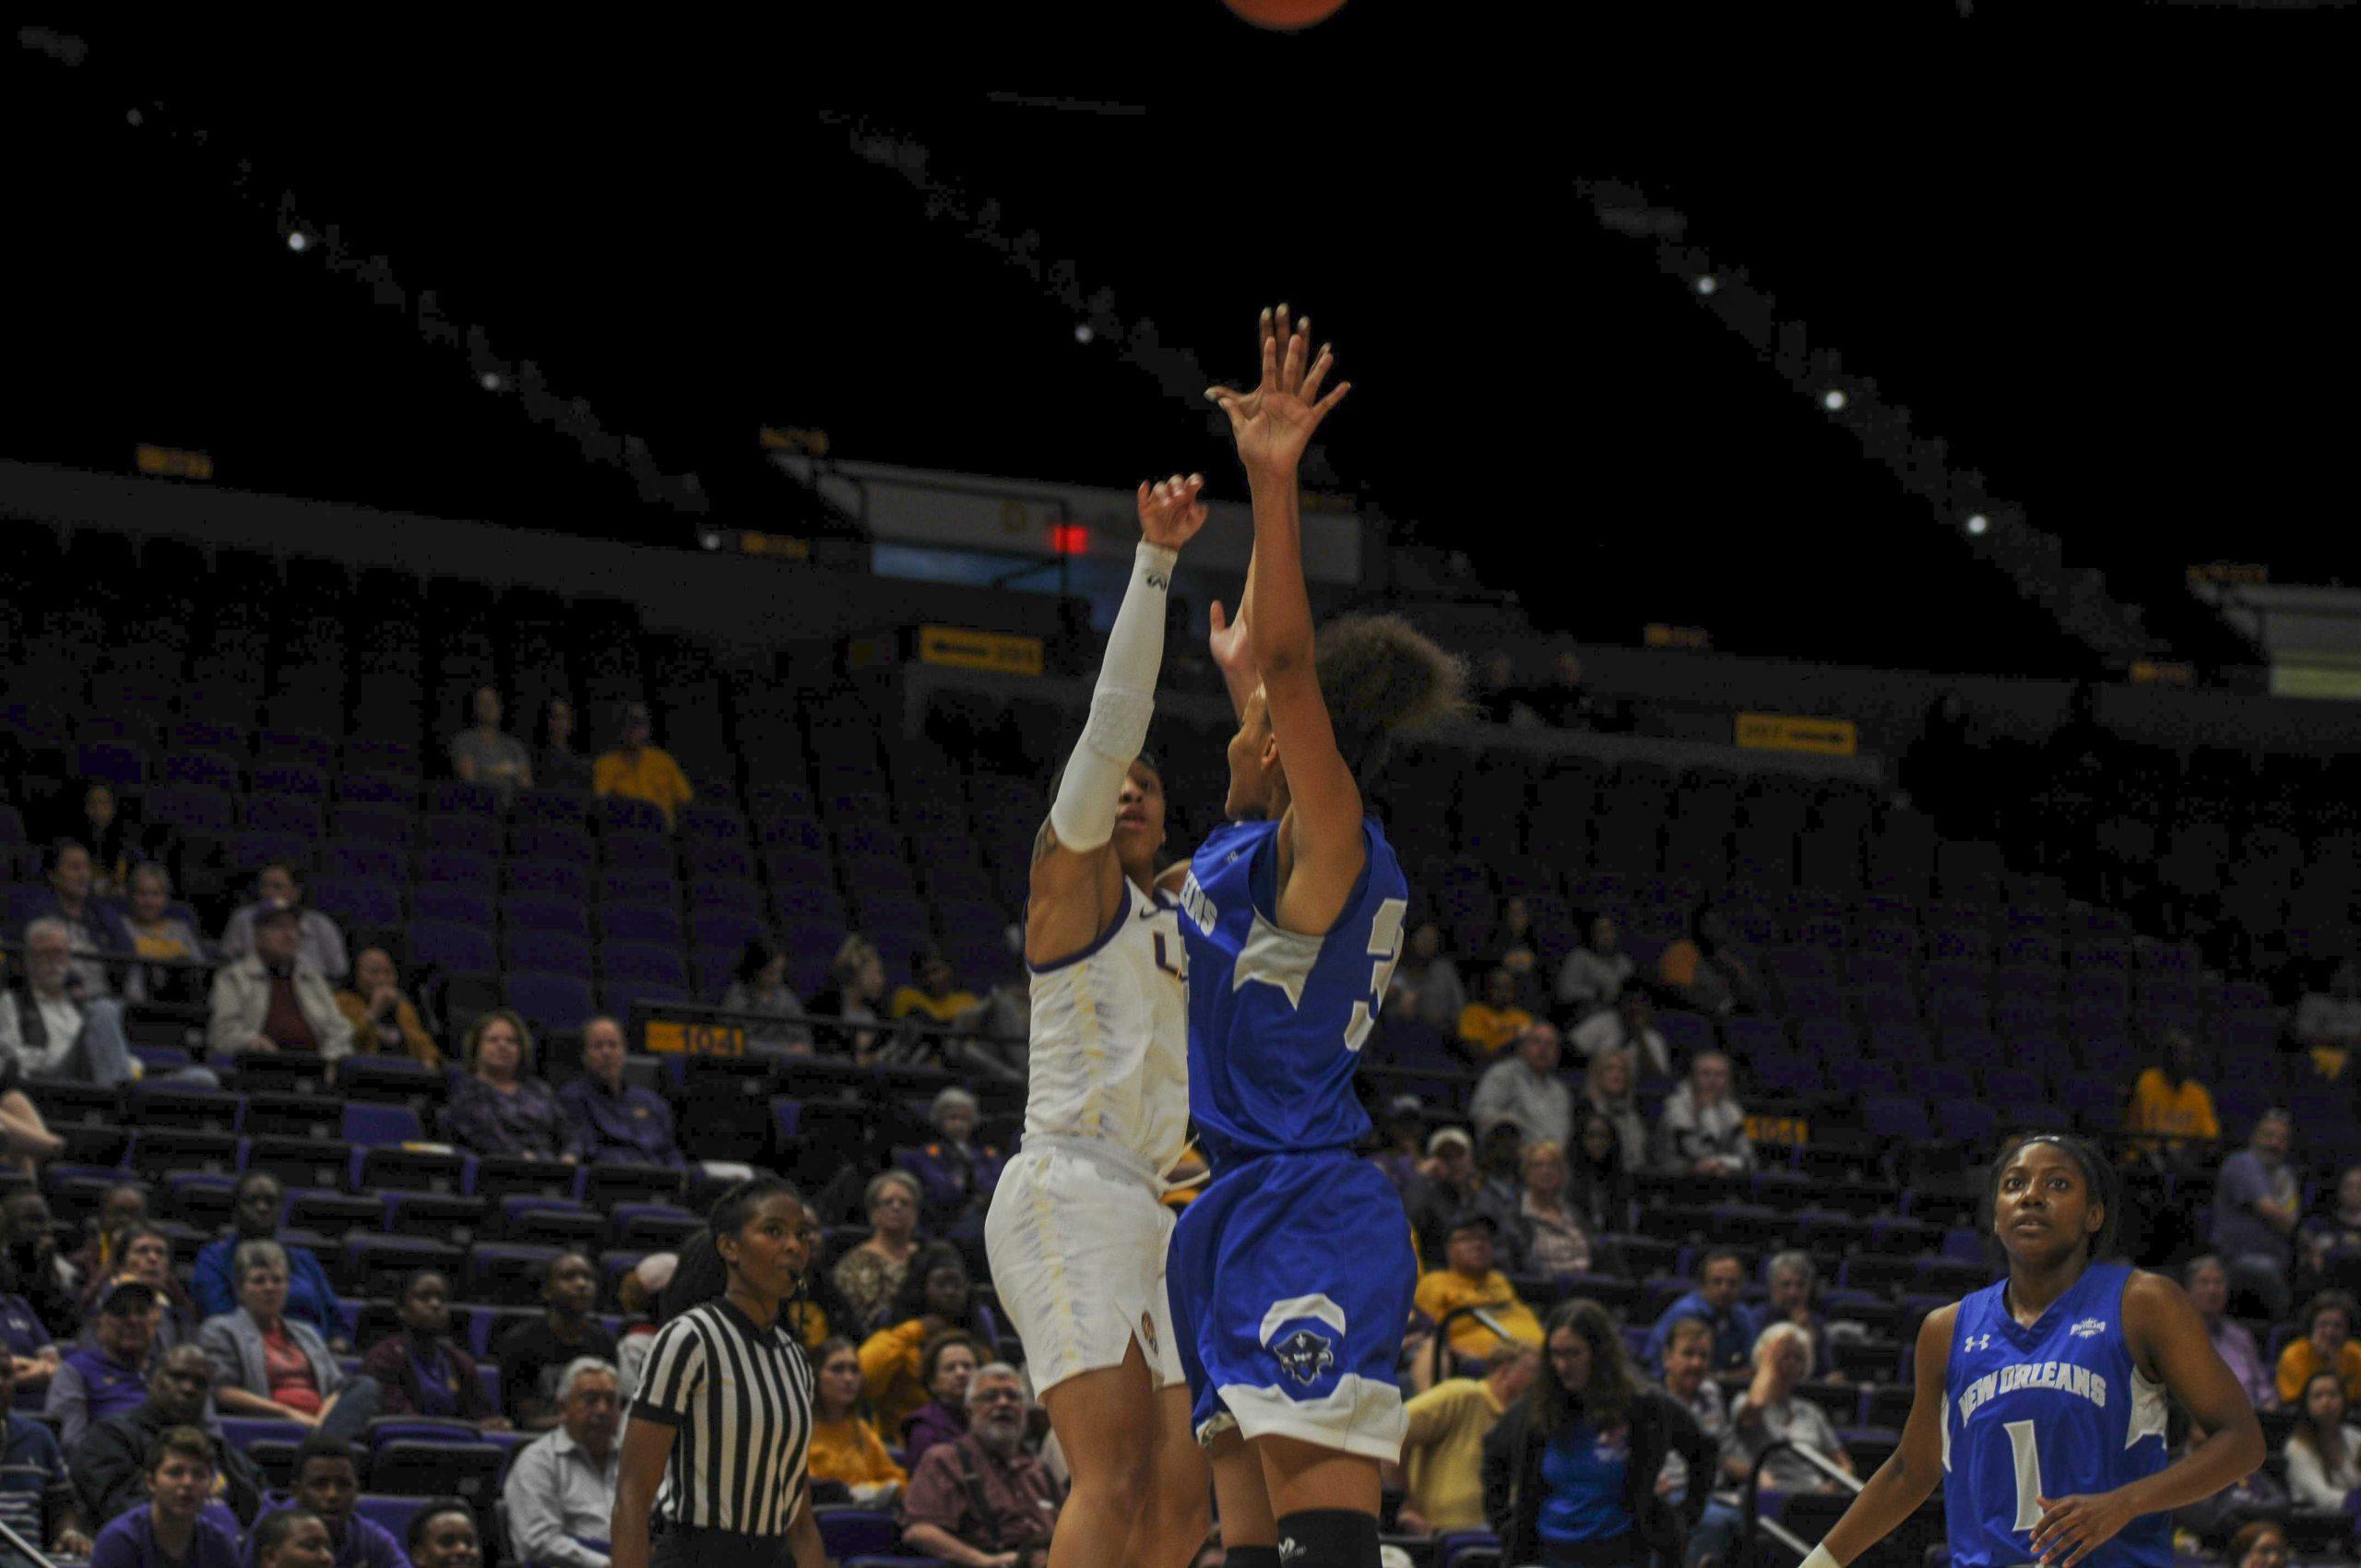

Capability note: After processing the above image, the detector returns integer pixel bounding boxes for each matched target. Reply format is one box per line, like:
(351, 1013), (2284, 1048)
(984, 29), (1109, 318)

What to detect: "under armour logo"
(1964, 1333), (1994, 1353)
(1277, 1541), (1304, 1566)
(1273, 1328), (1335, 1386)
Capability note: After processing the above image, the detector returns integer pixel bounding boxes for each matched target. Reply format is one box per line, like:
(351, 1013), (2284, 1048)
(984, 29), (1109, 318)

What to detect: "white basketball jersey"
(1023, 876), (1191, 1176)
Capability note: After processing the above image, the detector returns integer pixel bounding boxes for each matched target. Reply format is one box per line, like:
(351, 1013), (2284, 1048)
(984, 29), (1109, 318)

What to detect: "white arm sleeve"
(1049, 541), (1177, 852)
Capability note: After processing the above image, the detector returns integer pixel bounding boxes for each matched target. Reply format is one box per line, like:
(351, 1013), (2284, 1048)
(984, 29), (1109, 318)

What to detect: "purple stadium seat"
(429, 780), (500, 818)
(511, 789), (590, 828)
(504, 895), (589, 937)
(1863, 1095), (1933, 1141)
(504, 860), (589, 902)
(337, 770), (417, 806)
(600, 904), (684, 947)
(333, 803), (416, 846)
(369, 1441), (504, 1502)
(512, 821), (595, 865)
(227, 831), (309, 875)
(243, 796), (324, 837)
(423, 814), (503, 859)
(601, 833), (676, 874)
(686, 838), (756, 881)
(411, 886), (495, 929)
(418, 849), (496, 888)
(75, 741), (144, 790)
(307, 876), (403, 932)
(510, 932), (595, 979)
(166, 716), (245, 753)
(597, 796), (668, 837)
(148, 785), (236, 836)
(409, 921), (497, 973)
(344, 1103), (424, 1146)
(691, 908), (763, 956)
(506, 971), (596, 1035)
(326, 840), (404, 882)
(601, 943), (689, 989)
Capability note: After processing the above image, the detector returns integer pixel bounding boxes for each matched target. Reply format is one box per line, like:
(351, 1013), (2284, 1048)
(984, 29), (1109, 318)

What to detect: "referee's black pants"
(651, 1524), (790, 1568)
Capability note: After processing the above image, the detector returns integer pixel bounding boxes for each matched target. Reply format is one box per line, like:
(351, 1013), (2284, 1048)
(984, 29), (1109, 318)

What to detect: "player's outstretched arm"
(2027, 1272), (2264, 1568)
(1208, 303), (1361, 935)
(1804, 1305), (1956, 1568)
(1026, 473), (1207, 966)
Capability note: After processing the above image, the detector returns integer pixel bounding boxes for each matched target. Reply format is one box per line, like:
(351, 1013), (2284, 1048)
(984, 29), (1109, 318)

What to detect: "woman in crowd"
(192, 1170), (342, 1339)
(2284, 1369), (2361, 1509)
(1656, 1051), (1755, 1177)
(66, 1183), (148, 1286)
(358, 1269), (507, 1430)
(2228, 1521), (2291, 1568)
(858, 1244), (990, 1441)
(1556, 913), (1632, 1022)
(1514, 1139), (1594, 1280)
(1568, 1112), (1637, 1240)
(439, 1010), (586, 1163)
(1389, 920), (1468, 1033)
(1481, 1298), (1718, 1567)
(2276, 1289), (2361, 1405)
(196, 1241), (379, 1440)
(333, 947), (443, 1069)
(806, 935), (889, 1059)
(807, 1336), (907, 1505)
(718, 936), (813, 1055)
(831, 1170), (925, 1335)
(1583, 1050), (1650, 1177)
(893, 1332), (981, 1471)
(1724, 1322), (1855, 1494)
(122, 863), (209, 1004)
(72, 781), (137, 897)
(532, 696), (593, 793)
(902, 1087), (1004, 1232)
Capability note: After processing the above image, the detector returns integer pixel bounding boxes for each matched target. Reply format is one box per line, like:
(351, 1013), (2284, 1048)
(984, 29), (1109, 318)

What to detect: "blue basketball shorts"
(1167, 1148), (1418, 1461)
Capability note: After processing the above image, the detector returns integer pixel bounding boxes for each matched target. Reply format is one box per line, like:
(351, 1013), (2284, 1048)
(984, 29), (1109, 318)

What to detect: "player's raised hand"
(1207, 597), (1253, 681)
(1135, 472), (1208, 552)
(1204, 303), (1349, 477)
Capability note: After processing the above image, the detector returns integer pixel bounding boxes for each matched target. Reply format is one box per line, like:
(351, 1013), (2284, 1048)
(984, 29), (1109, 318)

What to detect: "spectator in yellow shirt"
(1456, 968), (1534, 1063)
(1391, 1342), (1540, 1535)
(1413, 1212), (1544, 1365)
(808, 1337), (908, 1505)
(888, 948), (980, 1027)
(2277, 1289), (2361, 1406)
(591, 703), (694, 828)
(2126, 1027), (2221, 1167)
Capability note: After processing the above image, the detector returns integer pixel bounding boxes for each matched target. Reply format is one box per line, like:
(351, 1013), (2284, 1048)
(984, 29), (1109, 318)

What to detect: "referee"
(612, 1175), (836, 1568)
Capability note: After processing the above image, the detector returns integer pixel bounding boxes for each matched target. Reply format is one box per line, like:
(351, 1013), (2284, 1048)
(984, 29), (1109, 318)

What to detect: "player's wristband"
(1800, 1545), (1841, 1568)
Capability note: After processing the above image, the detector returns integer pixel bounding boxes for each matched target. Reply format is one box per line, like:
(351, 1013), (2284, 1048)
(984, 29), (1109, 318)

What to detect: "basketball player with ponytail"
(1797, 1133), (2261, 1568)
(1170, 305), (1465, 1568)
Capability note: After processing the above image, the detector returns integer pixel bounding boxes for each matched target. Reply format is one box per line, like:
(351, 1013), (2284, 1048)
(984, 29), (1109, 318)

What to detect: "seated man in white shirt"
(0, 920), (217, 1088)
(502, 1358), (622, 1568)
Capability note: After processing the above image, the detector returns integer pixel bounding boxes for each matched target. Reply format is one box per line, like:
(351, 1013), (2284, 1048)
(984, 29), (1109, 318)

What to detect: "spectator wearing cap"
(1455, 968), (1534, 1063)
(898, 1087), (1004, 1230)
(19, 841), (136, 999)
(90, 1226), (197, 1354)
(1470, 1021), (1572, 1152)
(1640, 1249), (1752, 1375)
(558, 1016), (682, 1168)
(207, 905), (354, 1064)
(1407, 1126), (1487, 1267)
(48, 1277), (163, 1448)
(591, 704), (692, 829)
(1413, 1213), (1544, 1365)
(219, 864), (349, 983)
(332, 948), (442, 1070)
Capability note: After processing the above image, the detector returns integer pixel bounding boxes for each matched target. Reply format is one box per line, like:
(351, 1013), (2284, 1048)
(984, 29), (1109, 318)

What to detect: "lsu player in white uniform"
(983, 472), (1212, 1568)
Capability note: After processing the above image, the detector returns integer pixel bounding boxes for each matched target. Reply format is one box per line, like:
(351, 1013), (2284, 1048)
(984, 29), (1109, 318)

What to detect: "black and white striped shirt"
(631, 1298), (816, 1535)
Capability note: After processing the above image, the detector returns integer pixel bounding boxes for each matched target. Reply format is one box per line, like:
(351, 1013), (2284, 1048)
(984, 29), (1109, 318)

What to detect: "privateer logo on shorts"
(1260, 1293), (1348, 1389)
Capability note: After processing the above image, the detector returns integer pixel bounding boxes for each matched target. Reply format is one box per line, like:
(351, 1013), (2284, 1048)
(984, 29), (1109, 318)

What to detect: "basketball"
(1221, 0), (1348, 30)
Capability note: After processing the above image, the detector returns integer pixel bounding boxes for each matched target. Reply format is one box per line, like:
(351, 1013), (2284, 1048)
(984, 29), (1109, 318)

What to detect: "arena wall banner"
(917, 624), (1046, 676)
(1735, 712), (1858, 756)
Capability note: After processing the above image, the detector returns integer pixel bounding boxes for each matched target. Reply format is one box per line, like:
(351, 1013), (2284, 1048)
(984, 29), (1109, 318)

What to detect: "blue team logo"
(1275, 1329), (1335, 1386)
(2070, 1317), (2106, 1339)
(1260, 1294), (1348, 1392)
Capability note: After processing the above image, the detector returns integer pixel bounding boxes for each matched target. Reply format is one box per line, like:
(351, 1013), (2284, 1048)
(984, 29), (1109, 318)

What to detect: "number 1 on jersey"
(2003, 1419), (2043, 1533)
(1343, 897), (1408, 1052)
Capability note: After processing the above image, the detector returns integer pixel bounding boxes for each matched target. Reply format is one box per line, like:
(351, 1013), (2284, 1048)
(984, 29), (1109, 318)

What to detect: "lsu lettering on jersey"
(1174, 816), (1409, 1170)
(1020, 874), (1191, 1174)
(1943, 1264), (2170, 1568)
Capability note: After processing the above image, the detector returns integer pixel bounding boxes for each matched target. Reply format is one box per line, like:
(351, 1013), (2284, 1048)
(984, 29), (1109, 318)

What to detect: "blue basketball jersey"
(1175, 816), (1409, 1170)
(1943, 1264), (2170, 1568)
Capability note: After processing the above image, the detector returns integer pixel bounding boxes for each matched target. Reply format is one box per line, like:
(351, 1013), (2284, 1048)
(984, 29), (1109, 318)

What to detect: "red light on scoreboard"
(1048, 524), (1090, 556)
